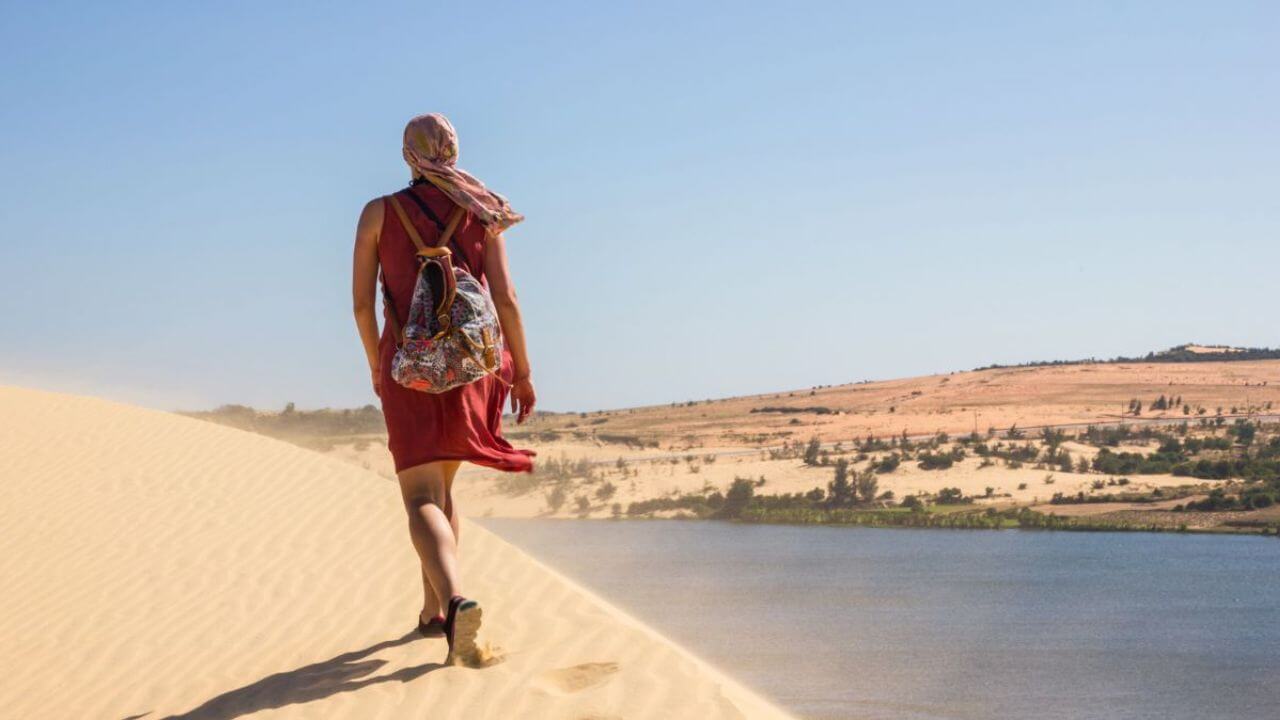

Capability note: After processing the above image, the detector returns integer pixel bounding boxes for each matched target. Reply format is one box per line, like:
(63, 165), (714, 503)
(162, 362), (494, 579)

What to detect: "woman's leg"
(418, 461), (462, 620)
(398, 461), (464, 620)
(444, 460), (462, 542)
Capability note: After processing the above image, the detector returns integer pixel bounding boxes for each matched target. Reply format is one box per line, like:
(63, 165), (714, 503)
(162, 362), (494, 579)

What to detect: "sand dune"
(0, 386), (790, 720)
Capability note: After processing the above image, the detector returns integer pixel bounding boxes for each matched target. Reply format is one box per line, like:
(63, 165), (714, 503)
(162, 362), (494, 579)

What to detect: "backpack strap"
(402, 189), (471, 263)
(381, 194), (466, 346)
(405, 189), (447, 232)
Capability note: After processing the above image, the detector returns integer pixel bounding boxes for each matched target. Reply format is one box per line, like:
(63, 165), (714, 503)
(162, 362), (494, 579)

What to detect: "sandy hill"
(0, 386), (790, 720)
(525, 359), (1280, 448)
(283, 360), (1280, 522)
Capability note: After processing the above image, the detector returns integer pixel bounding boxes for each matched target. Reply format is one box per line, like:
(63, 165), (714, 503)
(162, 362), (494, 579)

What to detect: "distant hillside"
(976, 345), (1280, 371)
(184, 354), (1280, 453)
(181, 403), (384, 449)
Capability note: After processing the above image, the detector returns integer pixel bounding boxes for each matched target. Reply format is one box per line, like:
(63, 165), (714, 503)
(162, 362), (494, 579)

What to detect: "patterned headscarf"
(402, 113), (524, 235)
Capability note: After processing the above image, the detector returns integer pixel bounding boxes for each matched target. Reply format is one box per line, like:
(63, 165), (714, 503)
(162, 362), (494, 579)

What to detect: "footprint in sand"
(534, 662), (621, 695)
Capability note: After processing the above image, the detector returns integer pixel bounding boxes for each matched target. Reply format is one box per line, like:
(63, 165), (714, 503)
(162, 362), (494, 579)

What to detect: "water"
(480, 519), (1280, 720)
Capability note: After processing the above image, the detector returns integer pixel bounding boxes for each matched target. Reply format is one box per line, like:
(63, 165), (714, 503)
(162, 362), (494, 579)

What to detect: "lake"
(480, 519), (1280, 720)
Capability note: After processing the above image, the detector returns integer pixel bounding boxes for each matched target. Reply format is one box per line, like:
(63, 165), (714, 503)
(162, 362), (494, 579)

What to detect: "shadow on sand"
(157, 630), (443, 720)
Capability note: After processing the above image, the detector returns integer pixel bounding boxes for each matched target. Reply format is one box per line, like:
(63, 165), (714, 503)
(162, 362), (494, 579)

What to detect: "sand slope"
(0, 386), (790, 720)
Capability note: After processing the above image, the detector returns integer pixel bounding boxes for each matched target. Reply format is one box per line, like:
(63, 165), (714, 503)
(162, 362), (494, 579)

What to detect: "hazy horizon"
(2, 2), (1277, 413)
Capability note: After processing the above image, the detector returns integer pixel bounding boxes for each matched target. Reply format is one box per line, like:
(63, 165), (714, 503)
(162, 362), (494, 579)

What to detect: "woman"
(351, 113), (536, 664)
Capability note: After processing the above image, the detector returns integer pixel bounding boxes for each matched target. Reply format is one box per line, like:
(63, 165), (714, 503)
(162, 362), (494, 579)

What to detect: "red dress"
(377, 183), (535, 474)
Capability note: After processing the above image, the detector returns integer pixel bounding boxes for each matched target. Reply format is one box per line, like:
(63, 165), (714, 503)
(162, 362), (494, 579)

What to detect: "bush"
(873, 453), (901, 474)
(546, 486), (567, 512)
(718, 477), (756, 519)
(917, 452), (955, 470)
(936, 487), (971, 505)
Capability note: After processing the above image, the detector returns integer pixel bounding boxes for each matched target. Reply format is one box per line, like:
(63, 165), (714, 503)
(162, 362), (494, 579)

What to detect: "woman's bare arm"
(352, 198), (384, 397)
(483, 231), (536, 421)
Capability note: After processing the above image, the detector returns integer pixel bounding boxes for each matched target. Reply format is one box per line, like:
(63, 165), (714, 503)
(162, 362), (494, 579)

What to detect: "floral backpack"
(381, 192), (506, 393)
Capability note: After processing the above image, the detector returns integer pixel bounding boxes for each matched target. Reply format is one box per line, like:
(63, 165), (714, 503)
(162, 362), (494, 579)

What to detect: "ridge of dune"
(0, 385), (792, 720)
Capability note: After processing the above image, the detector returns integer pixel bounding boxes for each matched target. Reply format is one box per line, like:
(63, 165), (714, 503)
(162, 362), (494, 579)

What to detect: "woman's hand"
(510, 376), (536, 424)
(370, 365), (382, 398)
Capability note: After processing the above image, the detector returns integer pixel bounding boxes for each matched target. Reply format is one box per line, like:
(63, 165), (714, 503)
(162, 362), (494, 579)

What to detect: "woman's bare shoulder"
(356, 196), (386, 242)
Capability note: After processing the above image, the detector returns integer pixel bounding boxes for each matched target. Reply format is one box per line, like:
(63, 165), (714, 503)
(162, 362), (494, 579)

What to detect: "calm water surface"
(480, 519), (1280, 720)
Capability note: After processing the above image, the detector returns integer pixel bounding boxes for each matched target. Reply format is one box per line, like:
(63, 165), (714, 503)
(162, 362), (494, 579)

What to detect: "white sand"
(0, 386), (791, 720)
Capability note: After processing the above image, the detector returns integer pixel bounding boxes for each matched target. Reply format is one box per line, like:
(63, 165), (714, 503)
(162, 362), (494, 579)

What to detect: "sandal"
(417, 612), (445, 638)
(444, 595), (482, 663)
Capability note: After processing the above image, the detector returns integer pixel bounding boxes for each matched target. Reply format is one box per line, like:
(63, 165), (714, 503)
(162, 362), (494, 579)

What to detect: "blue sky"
(1, 1), (1276, 412)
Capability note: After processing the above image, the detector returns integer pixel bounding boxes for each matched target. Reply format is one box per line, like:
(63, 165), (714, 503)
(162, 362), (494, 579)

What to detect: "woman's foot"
(444, 595), (482, 664)
(417, 611), (445, 638)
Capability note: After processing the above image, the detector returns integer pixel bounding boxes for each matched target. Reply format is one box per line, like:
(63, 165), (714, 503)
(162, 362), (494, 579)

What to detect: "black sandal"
(444, 595), (482, 663)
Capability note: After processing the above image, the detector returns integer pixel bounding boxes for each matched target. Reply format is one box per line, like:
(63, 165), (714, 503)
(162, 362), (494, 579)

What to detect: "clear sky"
(1, 1), (1276, 412)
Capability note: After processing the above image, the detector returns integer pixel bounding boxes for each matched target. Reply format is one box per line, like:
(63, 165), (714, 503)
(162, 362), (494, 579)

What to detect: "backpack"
(381, 192), (506, 393)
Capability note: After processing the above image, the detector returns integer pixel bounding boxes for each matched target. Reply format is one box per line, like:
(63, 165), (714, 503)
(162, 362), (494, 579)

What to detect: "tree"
(855, 469), (878, 505)
(1056, 449), (1073, 473)
(803, 437), (822, 466)
(1234, 421), (1257, 447)
(1041, 428), (1065, 448)
(596, 481), (617, 501)
(719, 477), (755, 518)
(827, 459), (854, 507)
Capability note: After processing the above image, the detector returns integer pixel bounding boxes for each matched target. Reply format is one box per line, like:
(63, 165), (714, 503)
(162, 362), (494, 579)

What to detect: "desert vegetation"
(975, 344), (1280, 371)
(182, 402), (384, 450)
(191, 352), (1280, 535)
(615, 419), (1280, 535)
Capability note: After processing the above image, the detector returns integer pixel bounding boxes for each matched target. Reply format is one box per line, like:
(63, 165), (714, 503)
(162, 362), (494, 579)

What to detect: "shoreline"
(483, 511), (1280, 537)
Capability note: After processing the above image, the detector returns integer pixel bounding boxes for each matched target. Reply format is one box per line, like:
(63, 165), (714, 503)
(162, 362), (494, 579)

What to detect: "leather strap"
(403, 189), (469, 263)
(381, 194), (466, 345)
(386, 194), (465, 253)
